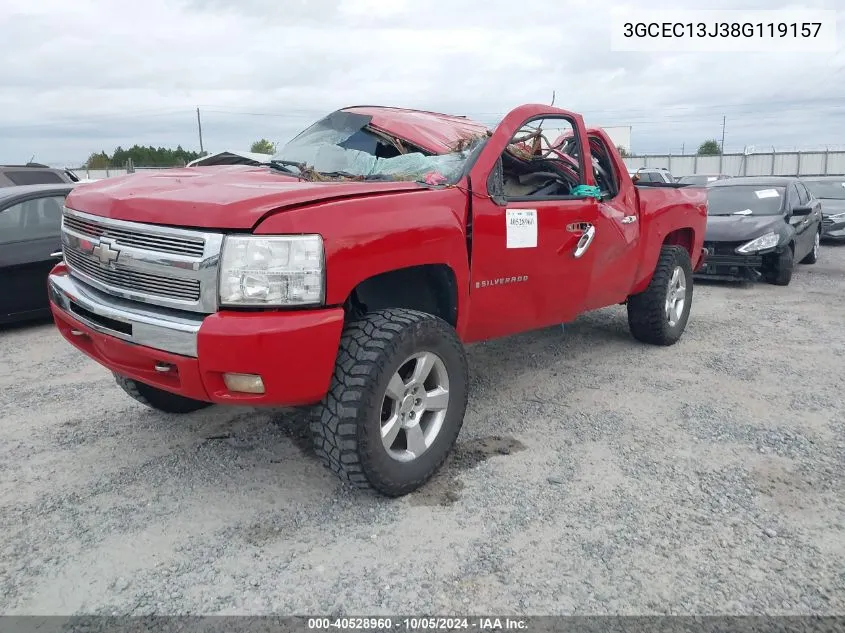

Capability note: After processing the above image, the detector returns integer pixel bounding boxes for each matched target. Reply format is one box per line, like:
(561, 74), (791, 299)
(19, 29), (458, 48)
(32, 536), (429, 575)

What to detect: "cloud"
(1, 0), (842, 165)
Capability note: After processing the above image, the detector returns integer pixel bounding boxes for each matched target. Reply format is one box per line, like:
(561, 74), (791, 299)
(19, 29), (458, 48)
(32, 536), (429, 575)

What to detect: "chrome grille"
(61, 206), (224, 313)
(64, 249), (201, 302)
(823, 217), (834, 227)
(63, 214), (205, 257)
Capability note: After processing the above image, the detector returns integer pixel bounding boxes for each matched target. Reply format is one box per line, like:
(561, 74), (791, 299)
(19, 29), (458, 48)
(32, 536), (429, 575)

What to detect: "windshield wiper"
(317, 170), (361, 179)
(316, 171), (401, 181)
(268, 159), (305, 177)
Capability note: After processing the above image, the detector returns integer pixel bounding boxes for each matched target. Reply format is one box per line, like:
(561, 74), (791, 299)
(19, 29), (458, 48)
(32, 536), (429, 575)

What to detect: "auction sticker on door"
(506, 209), (537, 248)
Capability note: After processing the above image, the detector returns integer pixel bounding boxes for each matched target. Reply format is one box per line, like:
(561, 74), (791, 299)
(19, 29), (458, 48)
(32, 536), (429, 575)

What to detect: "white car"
(629, 167), (675, 183)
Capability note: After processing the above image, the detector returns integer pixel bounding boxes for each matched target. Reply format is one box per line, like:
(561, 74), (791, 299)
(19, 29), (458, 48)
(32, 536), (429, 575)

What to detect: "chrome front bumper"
(49, 272), (205, 357)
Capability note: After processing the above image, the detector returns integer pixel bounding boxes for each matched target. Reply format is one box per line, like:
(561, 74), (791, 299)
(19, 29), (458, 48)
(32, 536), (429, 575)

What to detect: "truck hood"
(64, 165), (425, 230)
(705, 214), (784, 242)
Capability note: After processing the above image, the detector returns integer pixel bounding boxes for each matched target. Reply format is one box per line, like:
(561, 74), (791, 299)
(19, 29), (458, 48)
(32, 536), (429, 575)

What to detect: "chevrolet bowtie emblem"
(92, 238), (120, 266)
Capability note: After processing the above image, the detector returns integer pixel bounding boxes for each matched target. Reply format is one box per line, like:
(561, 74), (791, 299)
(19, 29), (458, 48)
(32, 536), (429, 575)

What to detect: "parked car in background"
(0, 183), (75, 323)
(0, 164), (78, 187)
(677, 174), (730, 186)
(696, 177), (822, 285)
(630, 167), (675, 183)
(802, 175), (845, 242)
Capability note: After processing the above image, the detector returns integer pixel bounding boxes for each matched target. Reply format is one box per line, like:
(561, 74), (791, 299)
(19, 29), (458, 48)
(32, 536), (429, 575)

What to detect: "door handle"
(621, 215), (637, 224)
(574, 225), (596, 259)
(50, 251), (63, 259)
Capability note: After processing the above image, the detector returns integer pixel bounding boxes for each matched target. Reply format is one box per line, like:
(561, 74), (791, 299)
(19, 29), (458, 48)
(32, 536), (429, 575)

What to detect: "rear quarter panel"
(631, 185), (708, 294)
(253, 187), (473, 334)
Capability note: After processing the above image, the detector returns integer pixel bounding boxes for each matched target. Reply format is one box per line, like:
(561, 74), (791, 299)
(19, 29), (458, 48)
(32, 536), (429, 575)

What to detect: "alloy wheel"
(665, 266), (687, 328)
(379, 351), (450, 462)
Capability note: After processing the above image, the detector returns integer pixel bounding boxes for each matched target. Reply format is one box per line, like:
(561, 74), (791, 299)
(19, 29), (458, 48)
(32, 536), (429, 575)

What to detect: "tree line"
(84, 140), (280, 169)
(85, 145), (204, 169)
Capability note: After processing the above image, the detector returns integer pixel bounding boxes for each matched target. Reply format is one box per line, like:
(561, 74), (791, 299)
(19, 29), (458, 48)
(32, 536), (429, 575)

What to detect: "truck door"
(581, 133), (641, 311)
(462, 111), (601, 342)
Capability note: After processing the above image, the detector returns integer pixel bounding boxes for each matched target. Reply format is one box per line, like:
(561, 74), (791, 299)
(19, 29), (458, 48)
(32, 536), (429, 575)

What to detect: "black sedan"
(803, 175), (845, 242)
(0, 183), (76, 324)
(696, 176), (823, 286)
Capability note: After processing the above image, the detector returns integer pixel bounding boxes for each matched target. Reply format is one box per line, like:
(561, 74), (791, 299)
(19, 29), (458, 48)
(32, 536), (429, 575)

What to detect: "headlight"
(735, 231), (779, 254)
(219, 235), (324, 307)
(828, 212), (845, 221)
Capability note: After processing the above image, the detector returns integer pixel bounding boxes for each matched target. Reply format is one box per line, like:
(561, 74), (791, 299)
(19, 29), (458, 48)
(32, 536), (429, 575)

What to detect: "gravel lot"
(1, 245), (844, 617)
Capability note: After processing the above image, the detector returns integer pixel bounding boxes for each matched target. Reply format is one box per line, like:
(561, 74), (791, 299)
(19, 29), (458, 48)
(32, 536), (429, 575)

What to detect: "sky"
(1, 0), (843, 167)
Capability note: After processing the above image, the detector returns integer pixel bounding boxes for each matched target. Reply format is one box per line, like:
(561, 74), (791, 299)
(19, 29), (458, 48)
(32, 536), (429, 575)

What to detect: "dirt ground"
(1, 244), (843, 616)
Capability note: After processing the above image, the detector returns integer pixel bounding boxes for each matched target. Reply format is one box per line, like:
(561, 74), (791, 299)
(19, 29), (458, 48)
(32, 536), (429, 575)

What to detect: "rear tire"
(627, 245), (693, 346)
(114, 374), (212, 414)
(766, 246), (793, 286)
(309, 308), (469, 497)
(800, 230), (820, 264)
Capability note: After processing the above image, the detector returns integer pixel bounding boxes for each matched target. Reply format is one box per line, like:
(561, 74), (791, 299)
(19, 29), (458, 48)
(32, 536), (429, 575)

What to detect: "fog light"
(222, 373), (265, 394)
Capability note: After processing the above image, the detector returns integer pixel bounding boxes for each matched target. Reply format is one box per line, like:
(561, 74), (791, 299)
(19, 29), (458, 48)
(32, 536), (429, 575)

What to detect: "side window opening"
(587, 135), (619, 199)
(0, 195), (66, 245)
(787, 185), (800, 210)
(799, 183), (812, 204)
(495, 117), (585, 200)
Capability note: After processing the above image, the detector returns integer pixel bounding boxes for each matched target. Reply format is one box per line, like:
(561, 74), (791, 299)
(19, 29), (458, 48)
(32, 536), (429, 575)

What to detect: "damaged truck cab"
(48, 104), (707, 496)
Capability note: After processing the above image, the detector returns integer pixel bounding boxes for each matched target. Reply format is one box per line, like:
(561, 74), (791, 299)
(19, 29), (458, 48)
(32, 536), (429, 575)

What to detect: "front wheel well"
(344, 264), (458, 327)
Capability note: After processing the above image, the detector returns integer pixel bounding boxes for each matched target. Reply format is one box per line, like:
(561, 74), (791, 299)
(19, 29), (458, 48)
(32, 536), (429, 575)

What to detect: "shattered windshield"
(272, 110), (484, 184)
(804, 180), (845, 200)
(706, 185), (786, 216)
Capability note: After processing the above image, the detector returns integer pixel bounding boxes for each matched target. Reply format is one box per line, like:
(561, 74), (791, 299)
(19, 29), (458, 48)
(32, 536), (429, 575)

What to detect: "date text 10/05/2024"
(307, 617), (529, 630)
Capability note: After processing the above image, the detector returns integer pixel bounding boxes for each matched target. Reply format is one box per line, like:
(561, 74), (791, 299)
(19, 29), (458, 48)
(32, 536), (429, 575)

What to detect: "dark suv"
(0, 164), (78, 188)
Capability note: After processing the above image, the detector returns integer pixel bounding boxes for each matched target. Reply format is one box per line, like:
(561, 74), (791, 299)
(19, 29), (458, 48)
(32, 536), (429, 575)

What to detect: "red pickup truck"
(48, 104), (707, 496)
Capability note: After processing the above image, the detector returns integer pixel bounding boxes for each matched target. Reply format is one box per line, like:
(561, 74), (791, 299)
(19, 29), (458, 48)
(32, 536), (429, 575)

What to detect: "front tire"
(113, 374), (212, 414)
(309, 308), (469, 497)
(766, 246), (793, 286)
(800, 230), (820, 264)
(627, 245), (693, 346)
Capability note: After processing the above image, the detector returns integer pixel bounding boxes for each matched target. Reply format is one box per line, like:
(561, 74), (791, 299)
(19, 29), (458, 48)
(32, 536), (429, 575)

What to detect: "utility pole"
(681, 143), (685, 154)
(196, 108), (204, 155)
(720, 115), (726, 153)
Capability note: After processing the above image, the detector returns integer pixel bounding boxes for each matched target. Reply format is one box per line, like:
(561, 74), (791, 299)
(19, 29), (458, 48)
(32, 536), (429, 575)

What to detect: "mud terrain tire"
(309, 308), (469, 497)
(627, 245), (693, 346)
